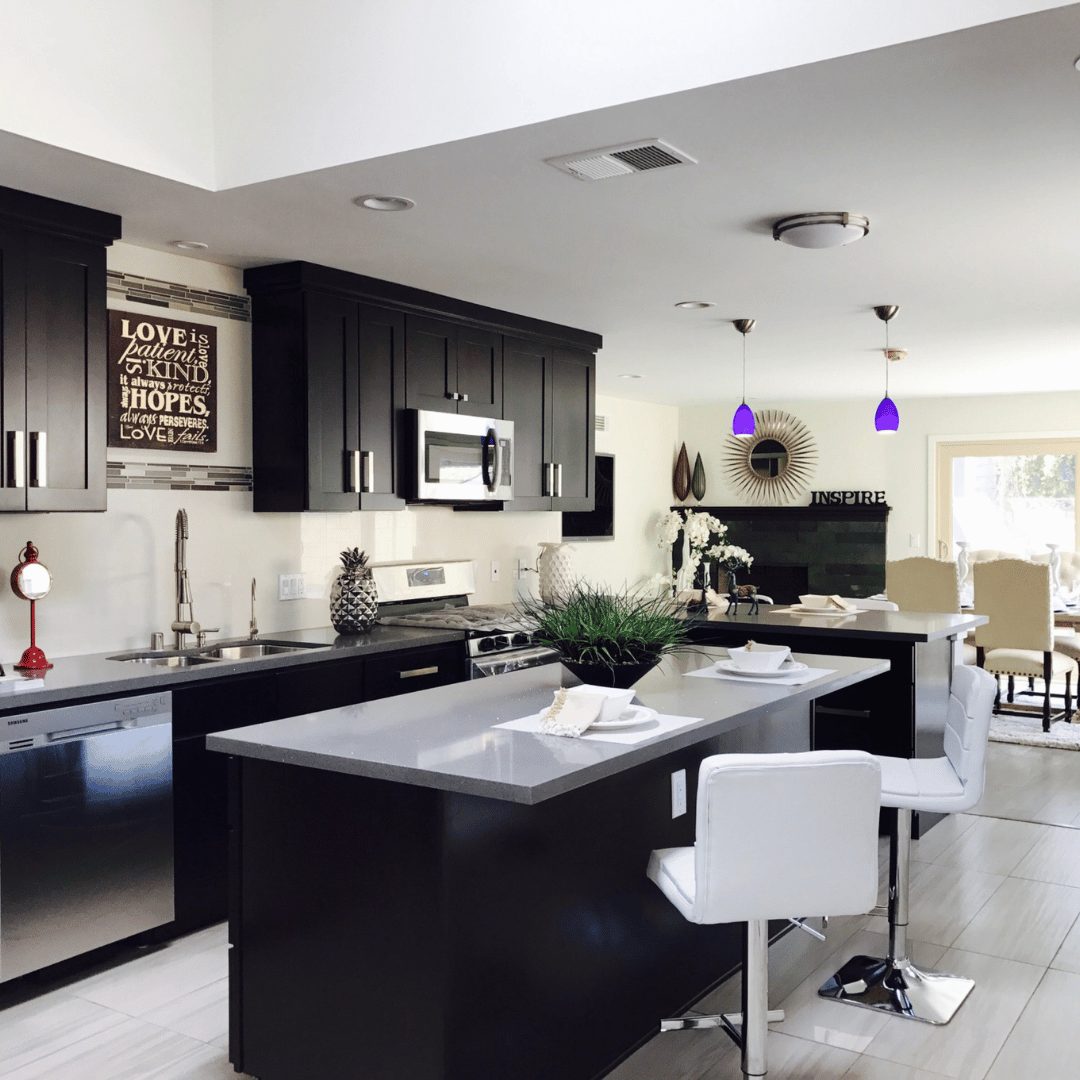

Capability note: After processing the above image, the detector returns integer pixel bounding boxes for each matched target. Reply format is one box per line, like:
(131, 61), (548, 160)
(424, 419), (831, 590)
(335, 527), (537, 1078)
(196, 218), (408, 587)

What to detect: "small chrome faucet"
(249, 577), (259, 640)
(170, 508), (218, 649)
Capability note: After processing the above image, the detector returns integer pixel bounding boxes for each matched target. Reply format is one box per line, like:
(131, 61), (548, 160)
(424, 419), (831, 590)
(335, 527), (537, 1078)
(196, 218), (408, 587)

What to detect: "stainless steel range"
(373, 560), (558, 678)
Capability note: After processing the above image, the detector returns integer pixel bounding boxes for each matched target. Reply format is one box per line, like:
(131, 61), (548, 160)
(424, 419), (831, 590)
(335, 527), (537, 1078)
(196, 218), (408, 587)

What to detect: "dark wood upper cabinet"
(247, 284), (405, 512)
(0, 186), (119, 513)
(503, 339), (595, 512)
(245, 262), (600, 513)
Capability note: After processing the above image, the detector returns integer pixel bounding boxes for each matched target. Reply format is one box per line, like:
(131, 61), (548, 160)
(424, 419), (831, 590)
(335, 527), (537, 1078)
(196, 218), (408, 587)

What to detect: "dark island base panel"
(230, 701), (812, 1080)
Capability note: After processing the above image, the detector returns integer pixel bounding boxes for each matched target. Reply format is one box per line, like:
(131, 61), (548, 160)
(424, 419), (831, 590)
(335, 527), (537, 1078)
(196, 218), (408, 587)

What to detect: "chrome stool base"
(818, 954), (974, 1025)
(660, 1009), (785, 1034)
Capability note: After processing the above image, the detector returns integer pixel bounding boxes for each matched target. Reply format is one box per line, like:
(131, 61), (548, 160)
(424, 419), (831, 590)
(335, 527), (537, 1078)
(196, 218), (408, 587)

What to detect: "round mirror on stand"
(10, 540), (53, 671)
(723, 410), (818, 503)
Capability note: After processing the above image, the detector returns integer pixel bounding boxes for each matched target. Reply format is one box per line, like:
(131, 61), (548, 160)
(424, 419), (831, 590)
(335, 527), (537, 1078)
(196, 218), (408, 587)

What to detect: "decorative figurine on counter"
(10, 540), (53, 670)
(726, 582), (760, 617)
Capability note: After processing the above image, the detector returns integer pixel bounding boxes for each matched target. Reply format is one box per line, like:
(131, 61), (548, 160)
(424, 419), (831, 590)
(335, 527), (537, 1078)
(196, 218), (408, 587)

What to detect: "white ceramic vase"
(538, 541), (576, 604)
(956, 541), (970, 585)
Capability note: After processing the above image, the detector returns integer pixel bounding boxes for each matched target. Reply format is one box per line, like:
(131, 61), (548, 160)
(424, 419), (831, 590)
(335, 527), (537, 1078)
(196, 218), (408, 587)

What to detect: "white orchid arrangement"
(655, 509), (735, 593)
(708, 543), (754, 573)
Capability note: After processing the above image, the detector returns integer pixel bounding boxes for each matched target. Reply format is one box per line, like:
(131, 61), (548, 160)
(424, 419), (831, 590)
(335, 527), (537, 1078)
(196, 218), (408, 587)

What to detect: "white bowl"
(726, 643), (791, 672)
(565, 684), (635, 721)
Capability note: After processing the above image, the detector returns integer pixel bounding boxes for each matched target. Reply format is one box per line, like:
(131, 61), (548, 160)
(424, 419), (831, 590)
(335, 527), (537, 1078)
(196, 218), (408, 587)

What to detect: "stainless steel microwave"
(408, 410), (513, 502)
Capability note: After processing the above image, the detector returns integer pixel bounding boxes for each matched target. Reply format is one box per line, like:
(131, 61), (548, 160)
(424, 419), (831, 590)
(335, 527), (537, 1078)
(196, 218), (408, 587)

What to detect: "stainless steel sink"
(197, 640), (329, 660)
(110, 654), (220, 667)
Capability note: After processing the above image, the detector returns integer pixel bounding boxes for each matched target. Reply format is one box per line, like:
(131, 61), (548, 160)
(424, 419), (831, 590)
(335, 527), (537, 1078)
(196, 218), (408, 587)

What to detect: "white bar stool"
(647, 751), (881, 1079)
(818, 664), (996, 1024)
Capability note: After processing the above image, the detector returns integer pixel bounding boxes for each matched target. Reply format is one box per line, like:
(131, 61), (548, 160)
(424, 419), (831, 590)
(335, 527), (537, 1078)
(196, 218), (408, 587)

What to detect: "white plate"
(789, 604), (863, 616)
(590, 704), (658, 729)
(715, 659), (810, 679)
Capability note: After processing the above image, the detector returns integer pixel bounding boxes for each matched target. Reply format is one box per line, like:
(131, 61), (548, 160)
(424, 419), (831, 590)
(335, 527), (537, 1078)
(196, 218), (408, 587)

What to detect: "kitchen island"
(210, 650), (887, 1080)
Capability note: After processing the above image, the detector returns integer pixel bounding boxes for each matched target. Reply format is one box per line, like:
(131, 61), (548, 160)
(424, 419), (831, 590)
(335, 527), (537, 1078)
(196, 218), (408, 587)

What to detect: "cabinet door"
(24, 233), (105, 511)
(0, 225), (26, 511)
(305, 291), (360, 511)
(456, 326), (502, 418)
(549, 347), (595, 511)
(405, 315), (457, 413)
(502, 337), (551, 510)
(357, 304), (405, 509)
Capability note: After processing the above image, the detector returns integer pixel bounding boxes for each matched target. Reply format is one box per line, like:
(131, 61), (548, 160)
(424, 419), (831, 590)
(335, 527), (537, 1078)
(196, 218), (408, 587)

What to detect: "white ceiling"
(0, 6), (1078, 405)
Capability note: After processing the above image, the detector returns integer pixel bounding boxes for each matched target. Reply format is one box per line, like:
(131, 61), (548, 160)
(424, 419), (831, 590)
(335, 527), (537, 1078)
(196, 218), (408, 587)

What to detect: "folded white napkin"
(800, 593), (857, 611)
(539, 687), (605, 737)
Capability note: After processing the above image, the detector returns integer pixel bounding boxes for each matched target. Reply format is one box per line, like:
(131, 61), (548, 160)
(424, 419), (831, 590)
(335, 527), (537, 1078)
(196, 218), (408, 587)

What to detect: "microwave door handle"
(482, 431), (497, 493)
(492, 438), (503, 493)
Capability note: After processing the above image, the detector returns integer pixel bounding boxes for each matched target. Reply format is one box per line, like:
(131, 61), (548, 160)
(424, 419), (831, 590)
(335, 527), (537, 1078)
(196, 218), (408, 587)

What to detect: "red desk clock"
(11, 540), (53, 671)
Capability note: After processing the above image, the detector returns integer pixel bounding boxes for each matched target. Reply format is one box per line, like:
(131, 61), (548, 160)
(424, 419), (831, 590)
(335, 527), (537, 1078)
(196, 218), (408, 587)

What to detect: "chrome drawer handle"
(399, 665), (439, 679)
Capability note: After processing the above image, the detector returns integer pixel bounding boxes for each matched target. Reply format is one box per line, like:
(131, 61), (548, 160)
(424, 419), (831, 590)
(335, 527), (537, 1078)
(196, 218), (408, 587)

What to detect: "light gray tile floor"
(1, 742), (1077, 1078)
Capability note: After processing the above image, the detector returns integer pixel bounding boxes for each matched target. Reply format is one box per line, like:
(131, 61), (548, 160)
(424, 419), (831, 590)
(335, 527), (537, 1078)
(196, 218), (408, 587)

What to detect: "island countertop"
(207, 650), (889, 804)
(682, 607), (986, 643)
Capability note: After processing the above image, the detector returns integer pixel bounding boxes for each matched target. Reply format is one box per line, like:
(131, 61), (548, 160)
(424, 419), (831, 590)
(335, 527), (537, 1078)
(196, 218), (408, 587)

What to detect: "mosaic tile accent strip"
(107, 461), (253, 492)
(107, 271), (251, 322)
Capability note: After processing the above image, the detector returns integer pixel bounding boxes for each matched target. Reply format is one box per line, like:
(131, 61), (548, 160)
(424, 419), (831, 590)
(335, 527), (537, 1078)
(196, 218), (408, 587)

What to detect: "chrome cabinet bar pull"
(361, 450), (374, 493)
(460, 392), (469, 403)
(345, 449), (361, 493)
(555, 462), (563, 498)
(6, 430), (25, 488)
(29, 431), (45, 488)
(543, 462), (554, 497)
(399, 665), (438, 679)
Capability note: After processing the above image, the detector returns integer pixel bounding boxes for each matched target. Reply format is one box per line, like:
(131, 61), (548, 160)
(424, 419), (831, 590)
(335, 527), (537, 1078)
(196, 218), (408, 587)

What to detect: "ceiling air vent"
(595, 414), (608, 432)
(546, 139), (696, 182)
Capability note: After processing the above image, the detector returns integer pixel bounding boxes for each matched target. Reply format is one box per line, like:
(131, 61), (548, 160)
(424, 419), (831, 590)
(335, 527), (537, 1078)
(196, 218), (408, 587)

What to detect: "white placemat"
(769, 606), (862, 617)
(684, 664), (836, 686)
(493, 711), (704, 745)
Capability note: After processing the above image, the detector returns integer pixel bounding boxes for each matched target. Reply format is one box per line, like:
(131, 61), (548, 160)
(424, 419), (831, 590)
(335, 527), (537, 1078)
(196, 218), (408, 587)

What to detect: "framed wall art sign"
(107, 310), (217, 452)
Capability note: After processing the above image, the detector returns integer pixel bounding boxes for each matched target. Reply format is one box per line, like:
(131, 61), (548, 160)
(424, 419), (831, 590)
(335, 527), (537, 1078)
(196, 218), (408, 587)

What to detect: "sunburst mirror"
(722, 409), (818, 503)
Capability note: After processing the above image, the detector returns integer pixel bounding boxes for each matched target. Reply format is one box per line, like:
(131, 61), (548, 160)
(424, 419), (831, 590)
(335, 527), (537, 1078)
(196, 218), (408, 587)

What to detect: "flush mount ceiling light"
(772, 212), (870, 249)
(674, 300), (715, 310)
(732, 318), (756, 438)
(353, 195), (416, 211)
(873, 304), (901, 435)
(171, 240), (208, 251)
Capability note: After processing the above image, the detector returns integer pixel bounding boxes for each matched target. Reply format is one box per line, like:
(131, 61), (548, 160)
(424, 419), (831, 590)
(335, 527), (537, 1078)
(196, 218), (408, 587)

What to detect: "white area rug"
(990, 713), (1080, 751)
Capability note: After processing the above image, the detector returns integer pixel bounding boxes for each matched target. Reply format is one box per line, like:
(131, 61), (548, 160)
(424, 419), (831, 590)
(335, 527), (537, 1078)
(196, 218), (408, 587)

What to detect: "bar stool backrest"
(943, 665), (997, 808)
(886, 557), (960, 613)
(691, 751), (880, 925)
(972, 559), (1053, 652)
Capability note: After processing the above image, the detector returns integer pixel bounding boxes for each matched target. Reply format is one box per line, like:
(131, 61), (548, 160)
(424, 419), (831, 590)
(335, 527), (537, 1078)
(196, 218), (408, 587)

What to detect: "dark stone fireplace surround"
(671, 504), (891, 604)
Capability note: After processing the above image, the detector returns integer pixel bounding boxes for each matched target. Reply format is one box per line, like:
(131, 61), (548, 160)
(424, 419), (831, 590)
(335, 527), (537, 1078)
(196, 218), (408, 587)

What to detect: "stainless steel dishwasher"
(0, 691), (174, 982)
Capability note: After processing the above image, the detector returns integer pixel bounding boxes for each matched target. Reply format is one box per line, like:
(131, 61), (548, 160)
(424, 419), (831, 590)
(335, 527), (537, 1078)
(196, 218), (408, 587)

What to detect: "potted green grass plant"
(519, 584), (690, 688)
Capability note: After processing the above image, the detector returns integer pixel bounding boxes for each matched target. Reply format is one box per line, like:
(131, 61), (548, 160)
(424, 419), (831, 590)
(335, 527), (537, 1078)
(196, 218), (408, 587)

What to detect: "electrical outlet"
(278, 573), (305, 600)
(671, 769), (687, 818)
(490, 560), (500, 583)
(909, 533), (922, 551)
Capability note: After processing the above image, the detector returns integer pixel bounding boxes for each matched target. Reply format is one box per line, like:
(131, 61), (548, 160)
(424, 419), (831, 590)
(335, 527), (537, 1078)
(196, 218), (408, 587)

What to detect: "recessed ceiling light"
(619, 373), (643, 379)
(354, 195), (416, 212)
(171, 240), (208, 251)
(772, 212), (869, 249)
(674, 300), (715, 309)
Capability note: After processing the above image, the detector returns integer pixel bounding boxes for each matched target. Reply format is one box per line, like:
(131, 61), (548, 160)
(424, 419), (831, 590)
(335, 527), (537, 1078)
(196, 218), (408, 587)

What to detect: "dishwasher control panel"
(0, 691), (172, 753)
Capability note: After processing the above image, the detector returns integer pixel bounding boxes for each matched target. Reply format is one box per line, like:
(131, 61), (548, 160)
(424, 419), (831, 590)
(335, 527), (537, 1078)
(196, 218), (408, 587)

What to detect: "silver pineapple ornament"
(329, 548), (378, 634)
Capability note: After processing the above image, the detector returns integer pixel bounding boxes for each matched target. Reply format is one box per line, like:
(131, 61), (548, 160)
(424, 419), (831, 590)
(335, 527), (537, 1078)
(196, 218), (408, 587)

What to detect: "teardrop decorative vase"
(691, 453), (707, 501)
(673, 443), (691, 501)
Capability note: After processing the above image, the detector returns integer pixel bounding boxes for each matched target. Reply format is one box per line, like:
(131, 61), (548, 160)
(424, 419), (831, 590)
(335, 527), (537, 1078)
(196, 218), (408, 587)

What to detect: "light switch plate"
(278, 573), (305, 601)
(671, 769), (687, 818)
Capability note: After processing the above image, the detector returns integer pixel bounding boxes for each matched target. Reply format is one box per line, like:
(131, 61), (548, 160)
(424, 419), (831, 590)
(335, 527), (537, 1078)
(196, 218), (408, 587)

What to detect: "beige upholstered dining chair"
(886, 558), (961, 613)
(973, 559), (1076, 731)
(962, 548), (1021, 585)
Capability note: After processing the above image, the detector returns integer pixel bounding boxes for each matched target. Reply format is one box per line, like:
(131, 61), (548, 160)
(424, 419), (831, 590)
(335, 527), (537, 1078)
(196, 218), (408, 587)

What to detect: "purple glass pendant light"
(732, 318), (756, 438)
(873, 304), (900, 434)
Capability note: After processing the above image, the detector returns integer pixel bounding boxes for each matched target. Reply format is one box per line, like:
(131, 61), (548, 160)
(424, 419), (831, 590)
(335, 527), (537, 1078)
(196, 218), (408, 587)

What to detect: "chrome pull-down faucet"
(249, 577), (259, 640)
(171, 509), (200, 649)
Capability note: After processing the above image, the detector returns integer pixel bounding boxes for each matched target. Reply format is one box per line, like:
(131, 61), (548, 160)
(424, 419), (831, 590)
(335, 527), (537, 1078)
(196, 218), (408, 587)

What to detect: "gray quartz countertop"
(0, 624), (464, 713)
(207, 650), (889, 804)
(682, 608), (986, 643)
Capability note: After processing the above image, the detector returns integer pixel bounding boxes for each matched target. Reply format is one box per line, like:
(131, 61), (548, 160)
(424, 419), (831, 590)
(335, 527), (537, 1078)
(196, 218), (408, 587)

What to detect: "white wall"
(679, 392), (1080, 562)
(0, 1), (215, 187)
(0, 243), (675, 663)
